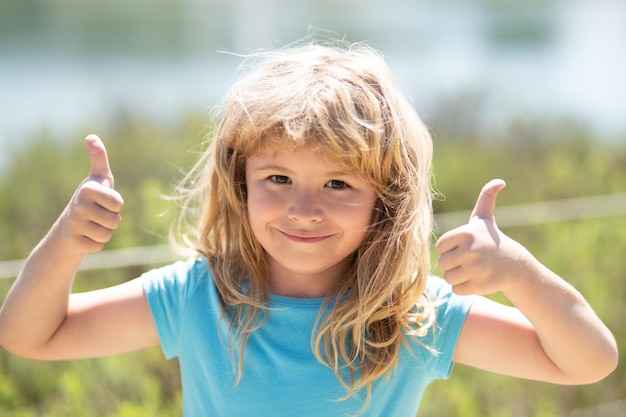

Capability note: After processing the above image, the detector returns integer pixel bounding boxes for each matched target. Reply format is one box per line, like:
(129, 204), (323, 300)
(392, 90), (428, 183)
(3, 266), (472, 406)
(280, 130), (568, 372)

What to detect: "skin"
(0, 135), (618, 388)
(245, 148), (377, 298)
(440, 180), (618, 383)
(0, 135), (157, 360)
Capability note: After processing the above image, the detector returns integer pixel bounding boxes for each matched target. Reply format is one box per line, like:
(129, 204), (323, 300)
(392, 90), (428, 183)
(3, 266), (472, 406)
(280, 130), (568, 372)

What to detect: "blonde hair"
(176, 40), (436, 403)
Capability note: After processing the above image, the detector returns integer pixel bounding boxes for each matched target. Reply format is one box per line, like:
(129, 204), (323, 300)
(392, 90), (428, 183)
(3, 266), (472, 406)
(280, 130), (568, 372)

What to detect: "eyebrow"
(251, 165), (294, 174)
(252, 164), (356, 178)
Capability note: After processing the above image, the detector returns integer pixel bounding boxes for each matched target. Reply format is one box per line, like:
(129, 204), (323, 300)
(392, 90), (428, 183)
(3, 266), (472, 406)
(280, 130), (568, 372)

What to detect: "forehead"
(248, 138), (354, 166)
(237, 129), (380, 186)
(247, 145), (348, 170)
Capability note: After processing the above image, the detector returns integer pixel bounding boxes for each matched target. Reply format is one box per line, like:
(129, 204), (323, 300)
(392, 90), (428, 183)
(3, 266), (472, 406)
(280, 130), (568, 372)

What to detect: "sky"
(0, 0), (625, 171)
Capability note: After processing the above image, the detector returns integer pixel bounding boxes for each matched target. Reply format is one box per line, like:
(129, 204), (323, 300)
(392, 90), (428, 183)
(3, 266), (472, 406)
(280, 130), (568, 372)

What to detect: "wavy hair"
(175, 39), (436, 404)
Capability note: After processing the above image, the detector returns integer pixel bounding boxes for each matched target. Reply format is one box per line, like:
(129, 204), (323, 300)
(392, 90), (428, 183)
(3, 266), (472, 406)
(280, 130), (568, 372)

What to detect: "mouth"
(278, 230), (332, 243)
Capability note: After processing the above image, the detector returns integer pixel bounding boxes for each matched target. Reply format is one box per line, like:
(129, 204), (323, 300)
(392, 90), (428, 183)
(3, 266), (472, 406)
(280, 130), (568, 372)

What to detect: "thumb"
(469, 179), (506, 221)
(85, 134), (114, 189)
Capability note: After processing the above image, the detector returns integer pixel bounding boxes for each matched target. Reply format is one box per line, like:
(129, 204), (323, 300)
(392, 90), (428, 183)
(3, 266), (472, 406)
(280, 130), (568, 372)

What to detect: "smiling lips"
(278, 230), (333, 243)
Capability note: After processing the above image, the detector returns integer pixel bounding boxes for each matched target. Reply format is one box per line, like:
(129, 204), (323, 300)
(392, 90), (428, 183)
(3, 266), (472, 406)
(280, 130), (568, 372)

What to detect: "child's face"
(245, 146), (377, 298)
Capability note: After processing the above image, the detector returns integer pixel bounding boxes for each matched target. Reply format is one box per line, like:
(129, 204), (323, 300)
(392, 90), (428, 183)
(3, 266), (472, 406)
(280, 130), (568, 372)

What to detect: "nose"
(287, 187), (324, 223)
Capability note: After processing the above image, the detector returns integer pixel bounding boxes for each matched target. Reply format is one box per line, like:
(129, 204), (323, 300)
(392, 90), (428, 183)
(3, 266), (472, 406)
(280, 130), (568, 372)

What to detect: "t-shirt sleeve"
(142, 257), (205, 359)
(426, 276), (474, 380)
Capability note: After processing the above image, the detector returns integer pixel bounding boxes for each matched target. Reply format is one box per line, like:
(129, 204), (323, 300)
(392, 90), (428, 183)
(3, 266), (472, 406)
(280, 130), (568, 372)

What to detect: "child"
(0, 41), (617, 416)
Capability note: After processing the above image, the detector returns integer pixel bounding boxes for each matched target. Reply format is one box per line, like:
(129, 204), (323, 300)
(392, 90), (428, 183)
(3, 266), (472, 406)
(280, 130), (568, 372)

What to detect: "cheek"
(246, 187), (280, 233)
(338, 200), (377, 234)
(248, 187), (274, 213)
(246, 191), (263, 230)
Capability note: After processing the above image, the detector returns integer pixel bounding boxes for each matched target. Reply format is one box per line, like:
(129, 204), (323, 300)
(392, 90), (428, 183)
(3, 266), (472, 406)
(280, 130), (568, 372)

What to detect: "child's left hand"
(441, 180), (618, 383)
(435, 179), (535, 296)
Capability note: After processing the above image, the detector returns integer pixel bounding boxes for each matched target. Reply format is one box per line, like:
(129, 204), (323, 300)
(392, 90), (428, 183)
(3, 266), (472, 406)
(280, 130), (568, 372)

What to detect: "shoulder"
(141, 256), (214, 309)
(142, 256), (210, 290)
(397, 277), (474, 380)
(140, 256), (218, 358)
(426, 276), (473, 315)
(422, 276), (474, 347)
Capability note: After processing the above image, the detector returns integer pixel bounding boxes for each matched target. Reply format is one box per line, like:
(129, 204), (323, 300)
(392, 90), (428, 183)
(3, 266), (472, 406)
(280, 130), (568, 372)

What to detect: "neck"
(266, 258), (347, 298)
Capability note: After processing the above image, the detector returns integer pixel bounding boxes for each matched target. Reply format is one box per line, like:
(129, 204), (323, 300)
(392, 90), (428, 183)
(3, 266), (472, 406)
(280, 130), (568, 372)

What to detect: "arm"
(0, 135), (159, 360)
(436, 180), (618, 384)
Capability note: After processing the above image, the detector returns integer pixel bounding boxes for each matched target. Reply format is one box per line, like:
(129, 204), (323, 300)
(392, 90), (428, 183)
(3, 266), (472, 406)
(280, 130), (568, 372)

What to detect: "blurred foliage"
(0, 0), (186, 56)
(0, 109), (625, 416)
(423, 118), (626, 417)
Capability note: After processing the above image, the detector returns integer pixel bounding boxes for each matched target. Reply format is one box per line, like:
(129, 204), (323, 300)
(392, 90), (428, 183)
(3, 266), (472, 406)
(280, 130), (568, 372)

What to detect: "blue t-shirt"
(142, 257), (472, 417)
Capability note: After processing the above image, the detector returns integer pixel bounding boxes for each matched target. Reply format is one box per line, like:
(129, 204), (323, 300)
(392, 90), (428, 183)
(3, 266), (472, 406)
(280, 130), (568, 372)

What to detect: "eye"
(270, 175), (291, 184)
(326, 179), (350, 190)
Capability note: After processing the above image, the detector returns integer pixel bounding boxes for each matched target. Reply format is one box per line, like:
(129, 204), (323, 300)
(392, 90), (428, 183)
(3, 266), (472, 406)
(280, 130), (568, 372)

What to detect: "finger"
(434, 228), (460, 255)
(73, 181), (124, 221)
(437, 249), (460, 273)
(85, 134), (114, 189)
(75, 225), (115, 253)
(86, 184), (124, 214)
(80, 220), (117, 244)
(469, 179), (506, 221)
(447, 279), (475, 296)
(74, 193), (123, 228)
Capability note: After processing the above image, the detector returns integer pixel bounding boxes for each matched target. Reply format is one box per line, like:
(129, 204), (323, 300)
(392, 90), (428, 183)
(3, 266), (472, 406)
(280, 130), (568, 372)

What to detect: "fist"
(61, 135), (124, 253)
(435, 179), (529, 296)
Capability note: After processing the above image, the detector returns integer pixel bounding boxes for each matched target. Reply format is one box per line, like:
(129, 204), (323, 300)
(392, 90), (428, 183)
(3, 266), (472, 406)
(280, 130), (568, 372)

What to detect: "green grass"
(1, 114), (624, 416)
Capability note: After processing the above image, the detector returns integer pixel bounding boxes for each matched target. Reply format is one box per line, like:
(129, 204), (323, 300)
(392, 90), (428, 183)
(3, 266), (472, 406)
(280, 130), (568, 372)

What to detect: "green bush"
(0, 113), (624, 416)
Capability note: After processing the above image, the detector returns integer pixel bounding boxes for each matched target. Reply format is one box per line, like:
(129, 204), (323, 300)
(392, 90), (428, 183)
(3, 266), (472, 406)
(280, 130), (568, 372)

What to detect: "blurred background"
(0, 1), (625, 416)
(1, 0), (625, 163)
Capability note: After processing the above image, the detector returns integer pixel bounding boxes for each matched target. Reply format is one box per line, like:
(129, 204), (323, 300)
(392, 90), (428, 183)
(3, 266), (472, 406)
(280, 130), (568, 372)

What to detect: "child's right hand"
(0, 134), (157, 361)
(60, 134), (124, 254)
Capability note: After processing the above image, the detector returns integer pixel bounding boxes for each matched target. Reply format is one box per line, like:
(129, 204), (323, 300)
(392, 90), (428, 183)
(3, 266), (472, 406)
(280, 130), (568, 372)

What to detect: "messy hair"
(176, 39), (436, 404)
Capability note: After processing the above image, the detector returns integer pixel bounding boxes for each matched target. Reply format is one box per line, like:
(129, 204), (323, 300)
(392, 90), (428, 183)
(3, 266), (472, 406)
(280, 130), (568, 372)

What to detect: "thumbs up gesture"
(60, 135), (124, 254)
(435, 179), (532, 296)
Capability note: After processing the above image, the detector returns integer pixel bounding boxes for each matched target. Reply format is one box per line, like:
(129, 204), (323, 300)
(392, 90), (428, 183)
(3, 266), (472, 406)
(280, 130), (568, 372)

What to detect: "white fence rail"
(557, 399), (626, 417)
(2, 192), (626, 280)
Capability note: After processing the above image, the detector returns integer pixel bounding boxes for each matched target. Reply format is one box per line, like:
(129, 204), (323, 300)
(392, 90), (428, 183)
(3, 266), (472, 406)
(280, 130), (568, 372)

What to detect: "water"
(1, 1), (625, 171)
